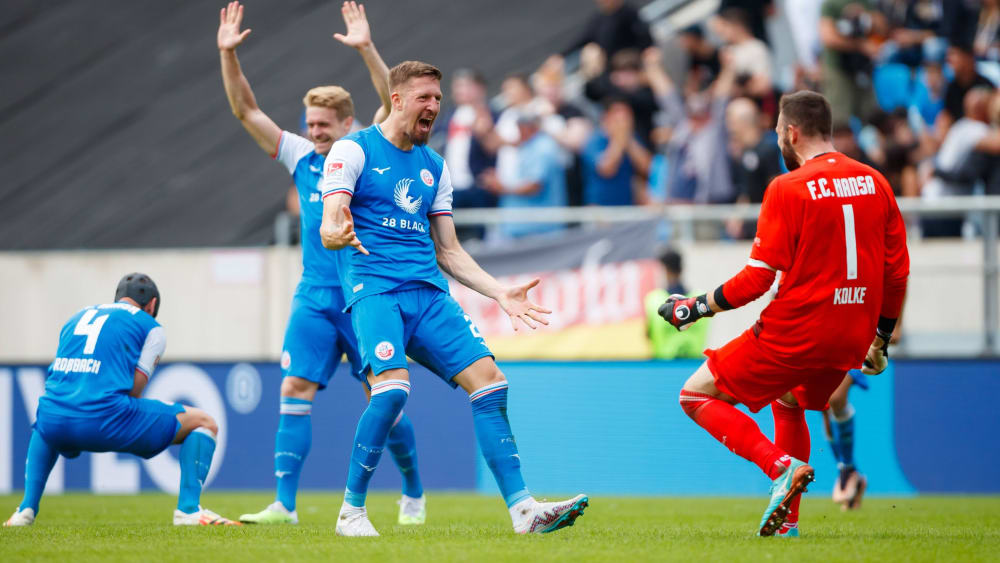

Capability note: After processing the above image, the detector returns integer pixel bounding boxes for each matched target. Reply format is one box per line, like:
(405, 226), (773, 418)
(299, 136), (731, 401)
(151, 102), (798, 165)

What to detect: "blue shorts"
(35, 397), (184, 459)
(281, 281), (364, 388)
(847, 369), (870, 390)
(351, 285), (493, 386)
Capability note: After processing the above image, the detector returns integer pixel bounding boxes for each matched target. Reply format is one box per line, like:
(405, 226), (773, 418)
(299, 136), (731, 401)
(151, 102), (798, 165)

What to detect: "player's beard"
(780, 139), (800, 171)
(408, 115), (435, 146)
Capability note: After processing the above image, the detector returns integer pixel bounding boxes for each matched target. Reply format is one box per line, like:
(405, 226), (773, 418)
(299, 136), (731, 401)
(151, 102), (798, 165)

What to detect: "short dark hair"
(779, 90), (833, 139)
(718, 7), (751, 31)
(114, 272), (160, 317)
(389, 61), (443, 91)
(659, 248), (682, 275)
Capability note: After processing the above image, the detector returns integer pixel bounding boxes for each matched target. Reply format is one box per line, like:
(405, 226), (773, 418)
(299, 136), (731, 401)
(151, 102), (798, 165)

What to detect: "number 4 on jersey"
(74, 309), (109, 354)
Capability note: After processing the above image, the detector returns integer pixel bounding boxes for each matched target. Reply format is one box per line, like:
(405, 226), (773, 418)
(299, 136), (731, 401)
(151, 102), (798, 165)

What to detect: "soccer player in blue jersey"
(4, 274), (239, 527)
(319, 61), (589, 536)
(216, 1), (425, 525)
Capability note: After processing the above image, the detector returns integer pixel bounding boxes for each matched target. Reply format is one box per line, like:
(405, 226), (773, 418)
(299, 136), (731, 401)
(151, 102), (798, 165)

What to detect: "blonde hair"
(389, 61), (442, 91)
(302, 86), (354, 120)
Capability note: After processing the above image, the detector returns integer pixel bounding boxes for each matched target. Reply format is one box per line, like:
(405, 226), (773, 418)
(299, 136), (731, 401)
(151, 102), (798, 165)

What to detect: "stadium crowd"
(415, 0), (1000, 241)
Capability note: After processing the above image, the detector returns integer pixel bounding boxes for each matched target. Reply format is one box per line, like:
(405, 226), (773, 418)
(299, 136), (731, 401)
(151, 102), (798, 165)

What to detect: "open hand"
(496, 278), (551, 331)
(333, 1), (372, 50)
(218, 1), (251, 51)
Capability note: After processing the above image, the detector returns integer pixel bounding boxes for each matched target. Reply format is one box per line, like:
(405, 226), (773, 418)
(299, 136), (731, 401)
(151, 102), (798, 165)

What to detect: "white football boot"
(173, 506), (241, 526)
(512, 494), (589, 534)
(4, 507), (35, 527)
(397, 495), (426, 525)
(336, 504), (379, 537)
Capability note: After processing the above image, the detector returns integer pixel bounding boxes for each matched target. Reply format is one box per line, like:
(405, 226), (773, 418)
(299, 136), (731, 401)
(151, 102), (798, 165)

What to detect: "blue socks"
(470, 381), (530, 507)
(275, 397), (312, 511)
(177, 427), (216, 514)
(344, 380), (410, 507)
(829, 403), (856, 469)
(19, 430), (59, 514)
(387, 412), (423, 498)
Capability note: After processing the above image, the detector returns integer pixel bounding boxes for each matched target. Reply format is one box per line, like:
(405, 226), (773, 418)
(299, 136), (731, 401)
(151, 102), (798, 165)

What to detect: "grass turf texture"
(2, 493), (998, 562)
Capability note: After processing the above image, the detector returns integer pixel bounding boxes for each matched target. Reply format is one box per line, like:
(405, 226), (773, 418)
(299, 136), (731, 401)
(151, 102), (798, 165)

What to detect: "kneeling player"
(4, 274), (239, 527)
(659, 91), (908, 536)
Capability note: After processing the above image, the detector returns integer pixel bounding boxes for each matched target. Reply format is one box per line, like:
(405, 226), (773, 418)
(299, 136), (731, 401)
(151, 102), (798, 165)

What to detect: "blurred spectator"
(938, 44), (996, 133)
(583, 48), (659, 146)
(832, 121), (878, 168)
(712, 7), (774, 96)
(655, 50), (736, 203)
(922, 87), (1000, 236)
(879, 0), (942, 68)
(975, 0), (1000, 61)
(480, 110), (567, 238)
(580, 99), (652, 205)
(725, 97), (783, 238)
(719, 0), (775, 44)
(480, 73), (536, 192)
(533, 60), (593, 206)
(437, 69), (498, 210)
(678, 25), (721, 94)
(911, 53), (948, 127)
(819, 0), (883, 124)
(563, 0), (652, 58)
(644, 247), (709, 359)
(785, 0), (823, 71)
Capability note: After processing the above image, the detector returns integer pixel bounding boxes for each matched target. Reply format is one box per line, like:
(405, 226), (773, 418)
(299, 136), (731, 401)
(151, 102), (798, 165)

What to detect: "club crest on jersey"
(420, 168), (434, 187)
(280, 350), (291, 370)
(394, 178), (422, 214)
(375, 341), (395, 361)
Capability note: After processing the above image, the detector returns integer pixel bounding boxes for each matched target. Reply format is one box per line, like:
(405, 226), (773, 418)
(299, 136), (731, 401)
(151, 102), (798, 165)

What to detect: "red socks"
(679, 390), (789, 480)
(772, 398), (810, 523)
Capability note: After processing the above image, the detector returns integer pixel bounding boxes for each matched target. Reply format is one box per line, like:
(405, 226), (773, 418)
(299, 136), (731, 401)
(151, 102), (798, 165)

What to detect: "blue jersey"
(320, 124), (454, 307)
(39, 302), (166, 416)
(275, 131), (343, 287)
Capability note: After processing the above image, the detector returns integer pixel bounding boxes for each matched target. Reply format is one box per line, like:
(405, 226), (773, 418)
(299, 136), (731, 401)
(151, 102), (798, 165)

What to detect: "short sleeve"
(274, 131), (316, 174)
(136, 325), (166, 378)
(321, 139), (366, 199)
(750, 180), (798, 272)
(429, 162), (454, 216)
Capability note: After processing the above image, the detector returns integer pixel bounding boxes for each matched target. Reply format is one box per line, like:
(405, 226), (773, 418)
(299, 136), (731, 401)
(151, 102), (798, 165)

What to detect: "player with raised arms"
(5, 274), (239, 526)
(216, 1), (426, 525)
(658, 90), (909, 537)
(319, 60), (589, 536)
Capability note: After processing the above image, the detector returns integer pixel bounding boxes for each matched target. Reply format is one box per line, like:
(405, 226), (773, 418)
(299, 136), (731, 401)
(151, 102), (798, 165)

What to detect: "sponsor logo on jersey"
(326, 161), (345, 182)
(372, 166), (391, 175)
(375, 341), (395, 361)
(420, 168), (434, 187)
(393, 178), (422, 214)
(280, 350), (291, 370)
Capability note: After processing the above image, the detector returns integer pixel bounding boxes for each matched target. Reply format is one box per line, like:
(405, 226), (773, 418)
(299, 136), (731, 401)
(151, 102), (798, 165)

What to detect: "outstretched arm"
(430, 215), (551, 331)
(218, 1), (281, 155)
(320, 192), (368, 254)
(333, 1), (391, 119)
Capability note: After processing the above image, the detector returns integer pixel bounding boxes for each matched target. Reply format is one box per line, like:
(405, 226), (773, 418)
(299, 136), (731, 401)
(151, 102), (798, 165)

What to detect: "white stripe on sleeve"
(747, 258), (776, 271)
(275, 131), (316, 174)
(136, 326), (166, 378)
(321, 139), (365, 198)
(429, 162), (454, 214)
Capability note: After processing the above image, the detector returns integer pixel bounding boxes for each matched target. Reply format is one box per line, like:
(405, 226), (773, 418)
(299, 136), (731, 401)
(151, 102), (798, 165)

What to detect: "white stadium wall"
(0, 240), (989, 362)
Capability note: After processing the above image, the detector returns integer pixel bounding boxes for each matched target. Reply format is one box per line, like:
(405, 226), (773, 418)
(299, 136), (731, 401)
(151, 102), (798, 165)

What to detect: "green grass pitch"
(2, 492), (998, 562)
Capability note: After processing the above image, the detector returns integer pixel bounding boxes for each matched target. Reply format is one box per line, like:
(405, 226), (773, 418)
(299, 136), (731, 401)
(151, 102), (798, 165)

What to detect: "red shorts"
(705, 329), (846, 413)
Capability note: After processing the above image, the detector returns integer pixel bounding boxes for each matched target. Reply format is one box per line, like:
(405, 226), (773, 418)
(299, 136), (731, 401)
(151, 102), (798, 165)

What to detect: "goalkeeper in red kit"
(658, 91), (909, 537)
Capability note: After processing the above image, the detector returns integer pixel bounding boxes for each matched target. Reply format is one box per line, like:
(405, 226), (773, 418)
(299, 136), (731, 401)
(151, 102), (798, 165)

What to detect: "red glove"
(657, 294), (713, 331)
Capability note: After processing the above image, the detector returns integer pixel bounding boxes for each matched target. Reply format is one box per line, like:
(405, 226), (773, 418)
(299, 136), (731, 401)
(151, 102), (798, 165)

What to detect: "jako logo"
(375, 341), (395, 360)
(393, 178), (422, 214)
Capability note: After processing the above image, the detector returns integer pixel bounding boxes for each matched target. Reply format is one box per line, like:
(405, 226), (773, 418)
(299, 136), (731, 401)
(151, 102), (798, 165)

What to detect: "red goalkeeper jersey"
(747, 152), (909, 372)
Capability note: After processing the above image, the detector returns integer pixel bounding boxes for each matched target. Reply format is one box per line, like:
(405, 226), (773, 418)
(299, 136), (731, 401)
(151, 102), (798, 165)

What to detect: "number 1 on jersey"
(74, 309), (109, 354)
(842, 204), (858, 280)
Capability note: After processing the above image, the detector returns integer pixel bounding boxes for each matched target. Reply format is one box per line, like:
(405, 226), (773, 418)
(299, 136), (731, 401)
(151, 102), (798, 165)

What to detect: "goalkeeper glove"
(861, 328), (891, 375)
(658, 294), (713, 331)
